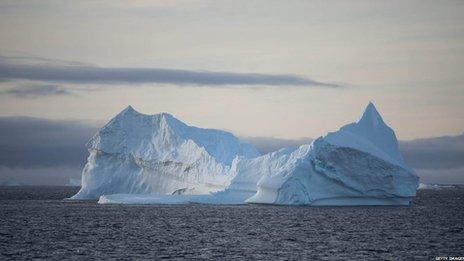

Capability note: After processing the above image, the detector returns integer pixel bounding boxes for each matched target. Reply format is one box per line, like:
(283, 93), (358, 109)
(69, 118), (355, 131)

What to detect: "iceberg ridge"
(71, 106), (260, 199)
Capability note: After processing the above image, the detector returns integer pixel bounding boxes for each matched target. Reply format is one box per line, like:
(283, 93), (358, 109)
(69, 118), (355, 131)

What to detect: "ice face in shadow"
(247, 102), (419, 205)
(207, 146), (302, 204)
(71, 106), (260, 199)
(97, 147), (298, 205)
(324, 102), (407, 169)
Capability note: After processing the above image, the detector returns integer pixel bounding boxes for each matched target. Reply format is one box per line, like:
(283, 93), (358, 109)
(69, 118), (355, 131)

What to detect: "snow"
(71, 106), (259, 200)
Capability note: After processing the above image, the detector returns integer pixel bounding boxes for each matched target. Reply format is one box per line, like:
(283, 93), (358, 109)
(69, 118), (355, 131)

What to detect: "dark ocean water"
(0, 187), (463, 260)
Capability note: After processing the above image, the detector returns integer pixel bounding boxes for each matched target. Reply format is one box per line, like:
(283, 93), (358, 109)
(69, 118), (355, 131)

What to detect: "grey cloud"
(415, 167), (464, 185)
(0, 117), (98, 168)
(0, 60), (340, 87)
(0, 54), (93, 66)
(1, 85), (72, 98)
(0, 166), (82, 186)
(241, 136), (312, 154)
(0, 116), (462, 184)
(399, 134), (464, 170)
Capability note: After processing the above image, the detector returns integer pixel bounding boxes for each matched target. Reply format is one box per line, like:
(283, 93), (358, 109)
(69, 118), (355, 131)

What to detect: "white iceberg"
(247, 103), (419, 205)
(78, 103), (419, 206)
(418, 183), (456, 190)
(71, 106), (259, 200)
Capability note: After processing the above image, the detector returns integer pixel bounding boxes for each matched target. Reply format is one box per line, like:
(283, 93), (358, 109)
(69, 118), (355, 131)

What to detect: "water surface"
(1, 186), (463, 260)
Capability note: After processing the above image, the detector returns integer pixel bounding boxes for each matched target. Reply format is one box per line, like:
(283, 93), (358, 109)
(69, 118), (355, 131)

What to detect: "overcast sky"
(0, 1), (463, 184)
(0, 0), (463, 140)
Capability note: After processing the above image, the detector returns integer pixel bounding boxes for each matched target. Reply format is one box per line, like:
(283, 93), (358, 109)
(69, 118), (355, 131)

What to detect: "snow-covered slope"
(324, 102), (407, 169)
(207, 146), (302, 204)
(71, 106), (259, 199)
(247, 103), (419, 205)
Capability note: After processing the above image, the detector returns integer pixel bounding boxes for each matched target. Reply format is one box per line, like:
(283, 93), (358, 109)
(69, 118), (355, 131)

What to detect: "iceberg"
(71, 106), (260, 199)
(418, 183), (456, 190)
(247, 102), (419, 205)
(77, 102), (419, 206)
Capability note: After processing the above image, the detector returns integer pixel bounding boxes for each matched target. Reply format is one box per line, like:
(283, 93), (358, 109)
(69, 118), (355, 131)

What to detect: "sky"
(0, 1), (463, 184)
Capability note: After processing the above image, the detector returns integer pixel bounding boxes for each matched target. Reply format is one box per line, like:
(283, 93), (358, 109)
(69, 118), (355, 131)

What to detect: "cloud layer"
(400, 135), (464, 170)
(0, 116), (462, 184)
(0, 84), (71, 98)
(0, 117), (98, 168)
(0, 60), (339, 87)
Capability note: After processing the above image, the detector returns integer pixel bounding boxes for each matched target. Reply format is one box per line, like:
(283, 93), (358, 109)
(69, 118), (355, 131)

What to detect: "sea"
(0, 186), (463, 260)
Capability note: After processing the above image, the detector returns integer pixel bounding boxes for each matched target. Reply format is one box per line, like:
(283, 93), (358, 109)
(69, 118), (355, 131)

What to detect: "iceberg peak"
(323, 102), (407, 169)
(358, 102), (385, 128)
(114, 105), (140, 120)
(113, 107), (181, 129)
(122, 105), (136, 113)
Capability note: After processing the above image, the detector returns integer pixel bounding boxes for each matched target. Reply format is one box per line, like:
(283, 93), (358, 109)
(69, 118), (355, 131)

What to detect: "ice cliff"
(71, 106), (260, 199)
(246, 103), (419, 205)
(323, 102), (408, 169)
